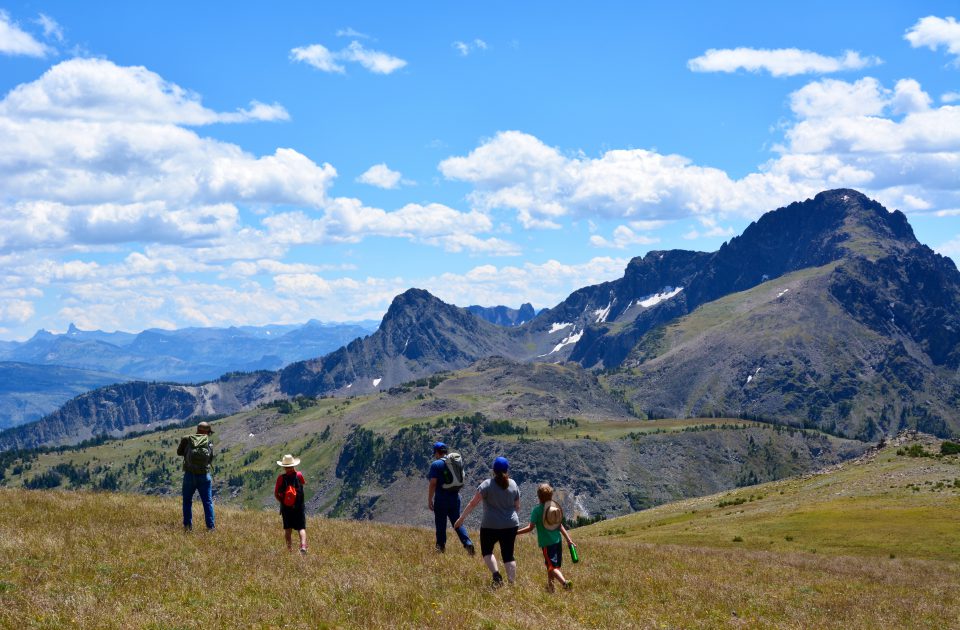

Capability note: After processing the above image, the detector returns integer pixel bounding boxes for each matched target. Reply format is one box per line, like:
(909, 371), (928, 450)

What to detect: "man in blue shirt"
(427, 441), (475, 555)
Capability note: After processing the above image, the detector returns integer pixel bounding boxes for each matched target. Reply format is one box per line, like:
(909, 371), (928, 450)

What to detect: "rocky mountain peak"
(380, 288), (448, 326)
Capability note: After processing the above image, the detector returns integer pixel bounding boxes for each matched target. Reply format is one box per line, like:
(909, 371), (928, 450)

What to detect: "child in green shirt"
(518, 483), (576, 592)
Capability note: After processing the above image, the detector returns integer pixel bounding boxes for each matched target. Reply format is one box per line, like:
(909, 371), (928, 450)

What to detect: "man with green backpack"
(177, 421), (216, 530)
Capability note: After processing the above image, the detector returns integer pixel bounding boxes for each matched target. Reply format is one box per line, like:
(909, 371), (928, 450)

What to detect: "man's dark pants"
(433, 490), (471, 550)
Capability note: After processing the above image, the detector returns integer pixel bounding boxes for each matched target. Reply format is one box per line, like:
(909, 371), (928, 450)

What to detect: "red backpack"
(280, 474), (302, 508)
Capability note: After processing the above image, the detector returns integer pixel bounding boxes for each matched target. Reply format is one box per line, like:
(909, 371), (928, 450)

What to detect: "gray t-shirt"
(478, 477), (520, 529)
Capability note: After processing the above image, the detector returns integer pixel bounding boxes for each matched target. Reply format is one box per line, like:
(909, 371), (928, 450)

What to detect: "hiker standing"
(454, 456), (520, 588)
(427, 441), (475, 555)
(177, 421), (215, 530)
(275, 453), (308, 555)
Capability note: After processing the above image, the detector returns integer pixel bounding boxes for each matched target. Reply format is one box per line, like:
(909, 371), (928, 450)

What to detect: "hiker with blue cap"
(427, 441), (475, 555)
(455, 456), (521, 588)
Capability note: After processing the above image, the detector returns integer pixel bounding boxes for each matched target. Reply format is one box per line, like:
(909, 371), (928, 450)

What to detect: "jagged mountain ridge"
(279, 289), (534, 397)
(5, 188), (960, 449)
(603, 193), (960, 438)
(567, 189), (923, 368)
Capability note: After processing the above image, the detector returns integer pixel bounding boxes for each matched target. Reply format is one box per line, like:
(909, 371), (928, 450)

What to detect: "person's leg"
(285, 528), (293, 551)
(446, 493), (473, 551)
(480, 528), (502, 586)
(181, 473), (195, 529)
(542, 546), (555, 591)
(433, 492), (449, 551)
(500, 527), (518, 584)
(197, 473), (215, 529)
(298, 528), (307, 551)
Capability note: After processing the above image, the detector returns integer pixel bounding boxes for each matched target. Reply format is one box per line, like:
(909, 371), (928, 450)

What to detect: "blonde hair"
(537, 483), (554, 503)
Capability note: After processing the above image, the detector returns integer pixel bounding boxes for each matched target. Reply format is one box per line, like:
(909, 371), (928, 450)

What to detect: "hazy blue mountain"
(0, 320), (376, 431)
(0, 320), (377, 383)
(466, 303), (537, 326)
(0, 362), (130, 430)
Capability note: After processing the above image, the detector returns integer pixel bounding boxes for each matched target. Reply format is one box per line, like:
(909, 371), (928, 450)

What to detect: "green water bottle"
(569, 542), (579, 563)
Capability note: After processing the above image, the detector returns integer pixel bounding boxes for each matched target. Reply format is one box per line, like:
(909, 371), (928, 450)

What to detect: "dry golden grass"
(1, 488), (958, 629)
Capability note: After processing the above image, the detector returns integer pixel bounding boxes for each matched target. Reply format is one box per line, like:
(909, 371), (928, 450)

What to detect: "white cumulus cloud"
(439, 130), (810, 228)
(357, 163), (404, 189)
(0, 299), (35, 324)
(262, 200), (506, 254)
(0, 10), (51, 57)
(0, 59), (332, 253)
(0, 58), (289, 124)
(291, 41), (406, 75)
(589, 225), (660, 249)
(905, 16), (960, 63)
(423, 257), (630, 311)
(688, 47), (880, 76)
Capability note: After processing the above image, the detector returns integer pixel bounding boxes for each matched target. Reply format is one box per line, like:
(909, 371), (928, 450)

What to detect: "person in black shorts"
(274, 453), (307, 555)
(455, 456), (520, 588)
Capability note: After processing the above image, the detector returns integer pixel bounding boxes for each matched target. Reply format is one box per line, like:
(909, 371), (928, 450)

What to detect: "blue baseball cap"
(493, 456), (509, 473)
(432, 442), (448, 452)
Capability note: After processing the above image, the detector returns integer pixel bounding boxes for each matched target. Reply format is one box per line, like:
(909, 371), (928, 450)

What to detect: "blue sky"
(1, 1), (959, 339)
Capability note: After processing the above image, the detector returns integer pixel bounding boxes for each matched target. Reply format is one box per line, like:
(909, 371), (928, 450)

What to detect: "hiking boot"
(492, 572), (504, 589)
(464, 542), (476, 556)
(299, 547), (307, 557)
(435, 545), (445, 553)
(563, 580), (573, 591)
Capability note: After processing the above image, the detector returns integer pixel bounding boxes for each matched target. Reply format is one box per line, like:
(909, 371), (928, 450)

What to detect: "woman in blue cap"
(455, 456), (520, 588)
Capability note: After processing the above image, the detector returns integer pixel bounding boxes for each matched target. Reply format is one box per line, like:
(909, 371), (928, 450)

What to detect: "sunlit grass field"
(2, 439), (959, 629)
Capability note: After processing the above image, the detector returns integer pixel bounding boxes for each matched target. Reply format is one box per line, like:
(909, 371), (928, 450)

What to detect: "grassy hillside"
(1, 436), (958, 628)
(589, 433), (960, 561)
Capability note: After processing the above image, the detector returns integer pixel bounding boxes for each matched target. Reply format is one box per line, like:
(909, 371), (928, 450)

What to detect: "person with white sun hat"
(274, 453), (307, 555)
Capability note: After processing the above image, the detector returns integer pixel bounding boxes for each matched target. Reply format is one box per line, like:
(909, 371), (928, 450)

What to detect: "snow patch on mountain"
(638, 287), (683, 308)
(549, 329), (583, 354)
(593, 303), (612, 323)
(549, 322), (573, 334)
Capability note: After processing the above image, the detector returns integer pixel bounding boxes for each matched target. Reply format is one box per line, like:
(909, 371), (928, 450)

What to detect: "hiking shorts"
(542, 542), (563, 569)
(479, 526), (518, 562)
(281, 506), (306, 531)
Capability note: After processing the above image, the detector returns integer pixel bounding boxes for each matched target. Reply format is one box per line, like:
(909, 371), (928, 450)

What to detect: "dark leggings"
(479, 526), (519, 562)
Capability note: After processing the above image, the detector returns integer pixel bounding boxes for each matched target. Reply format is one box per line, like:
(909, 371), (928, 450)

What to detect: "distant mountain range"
(0, 320), (377, 429)
(4, 189), (960, 451)
(466, 303), (537, 326)
(0, 320), (380, 382)
(0, 362), (130, 430)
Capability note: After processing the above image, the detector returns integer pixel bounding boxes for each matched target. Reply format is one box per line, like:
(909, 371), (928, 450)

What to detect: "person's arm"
(453, 491), (482, 529)
(517, 521), (535, 535)
(176, 437), (187, 456)
(560, 523), (574, 546)
(428, 478), (437, 511)
(274, 476), (283, 503)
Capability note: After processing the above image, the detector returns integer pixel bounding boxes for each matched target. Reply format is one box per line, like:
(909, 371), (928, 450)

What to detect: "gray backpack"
(441, 452), (464, 490)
